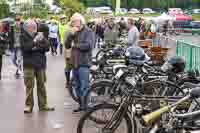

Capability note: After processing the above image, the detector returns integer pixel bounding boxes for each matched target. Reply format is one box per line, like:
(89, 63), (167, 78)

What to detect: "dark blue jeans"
(73, 66), (89, 98)
(50, 38), (58, 54)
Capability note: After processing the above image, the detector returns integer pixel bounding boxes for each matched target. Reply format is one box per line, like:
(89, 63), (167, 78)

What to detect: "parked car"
(128, 8), (140, 14)
(86, 7), (112, 15)
(118, 8), (128, 14)
(99, 9), (113, 15)
(190, 21), (200, 28)
(192, 9), (200, 14)
(152, 8), (166, 13)
(142, 8), (156, 14)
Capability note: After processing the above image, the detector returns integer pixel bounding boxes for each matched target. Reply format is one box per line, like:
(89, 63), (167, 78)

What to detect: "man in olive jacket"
(21, 19), (54, 113)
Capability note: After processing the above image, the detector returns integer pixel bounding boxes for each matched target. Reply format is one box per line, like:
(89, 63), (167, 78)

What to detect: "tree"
(59, 0), (85, 17)
(34, 0), (42, 4)
(107, 0), (116, 10)
(78, 0), (200, 9)
(53, 0), (60, 5)
(0, 0), (10, 18)
(30, 6), (48, 19)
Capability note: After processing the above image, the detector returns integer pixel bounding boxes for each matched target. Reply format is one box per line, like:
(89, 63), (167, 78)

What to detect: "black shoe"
(15, 72), (20, 79)
(73, 107), (85, 113)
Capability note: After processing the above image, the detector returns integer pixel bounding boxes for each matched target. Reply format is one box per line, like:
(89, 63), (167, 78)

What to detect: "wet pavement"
(172, 33), (200, 45)
(0, 53), (81, 133)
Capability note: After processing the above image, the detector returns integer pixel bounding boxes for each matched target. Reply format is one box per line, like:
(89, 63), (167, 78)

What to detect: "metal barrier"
(154, 33), (200, 70)
(176, 41), (200, 70)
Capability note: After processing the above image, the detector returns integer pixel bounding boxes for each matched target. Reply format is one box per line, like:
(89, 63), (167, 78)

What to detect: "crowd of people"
(0, 13), (173, 113)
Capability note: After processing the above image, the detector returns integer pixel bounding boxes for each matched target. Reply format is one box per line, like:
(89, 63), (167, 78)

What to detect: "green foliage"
(192, 14), (200, 20)
(0, 0), (6, 3)
(53, 0), (60, 6)
(80, 0), (200, 9)
(59, 0), (85, 17)
(107, 0), (116, 9)
(0, 0), (9, 18)
(19, 3), (48, 19)
(30, 7), (48, 19)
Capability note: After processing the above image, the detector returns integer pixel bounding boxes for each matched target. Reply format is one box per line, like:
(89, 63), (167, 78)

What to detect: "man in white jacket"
(127, 18), (139, 47)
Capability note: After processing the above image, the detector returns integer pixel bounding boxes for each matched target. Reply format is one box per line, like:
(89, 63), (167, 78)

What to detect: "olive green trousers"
(24, 67), (47, 109)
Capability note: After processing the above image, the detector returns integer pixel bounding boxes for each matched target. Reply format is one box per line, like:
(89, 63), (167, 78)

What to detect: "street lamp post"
(115, 0), (120, 15)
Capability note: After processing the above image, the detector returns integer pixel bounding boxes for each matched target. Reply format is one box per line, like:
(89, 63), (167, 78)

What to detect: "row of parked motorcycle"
(68, 40), (200, 133)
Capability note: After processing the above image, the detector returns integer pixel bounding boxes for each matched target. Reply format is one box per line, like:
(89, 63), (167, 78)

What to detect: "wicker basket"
(148, 47), (169, 65)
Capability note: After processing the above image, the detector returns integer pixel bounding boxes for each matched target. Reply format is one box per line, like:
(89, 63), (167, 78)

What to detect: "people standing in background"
(0, 22), (8, 80)
(95, 21), (104, 48)
(140, 19), (145, 33)
(127, 18), (139, 47)
(168, 20), (175, 35)
(104, 18), (119, 45)
(63, 23), (71, 88)
(163, 20), (169, 35)
(118, 17), (127, 37)
(13, 16), (23, 78)
(49, 20), (59, 56)
(59, 16), (67, 55)
(150, 20), (157, 46)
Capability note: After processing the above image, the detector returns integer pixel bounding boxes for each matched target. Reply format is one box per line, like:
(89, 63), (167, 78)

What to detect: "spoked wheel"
(67, 70), (96, 103)
(68, 70), (80, 103)
(77, 104), (136, 133)
(84, 79), (141, 124)
(84, 79), (114, 108)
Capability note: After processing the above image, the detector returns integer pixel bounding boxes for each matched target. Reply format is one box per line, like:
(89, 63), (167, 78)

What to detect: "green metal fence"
(176, 41), (200, 70)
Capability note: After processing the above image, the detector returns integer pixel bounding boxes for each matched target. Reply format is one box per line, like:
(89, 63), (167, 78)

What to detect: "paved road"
(0, 53), (81, 133)
(174, 33), (200, 45)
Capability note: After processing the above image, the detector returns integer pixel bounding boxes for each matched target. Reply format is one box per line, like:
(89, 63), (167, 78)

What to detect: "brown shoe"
(39, 106), (55, 112)
(24, 106), (32, 113)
